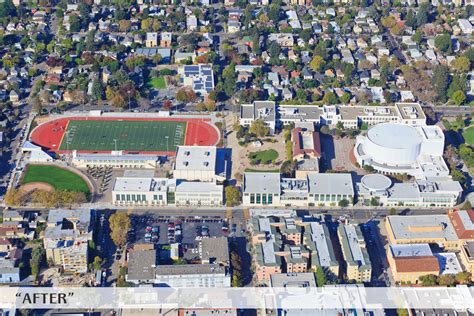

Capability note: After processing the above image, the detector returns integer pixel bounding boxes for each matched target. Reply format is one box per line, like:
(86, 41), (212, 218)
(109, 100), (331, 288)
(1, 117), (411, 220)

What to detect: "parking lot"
(128, 214), (245, 248)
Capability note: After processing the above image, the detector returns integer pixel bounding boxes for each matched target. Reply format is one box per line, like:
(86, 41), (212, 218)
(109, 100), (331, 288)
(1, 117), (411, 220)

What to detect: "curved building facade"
(364, 124), (422, 166)
(355, 123), (447, 178)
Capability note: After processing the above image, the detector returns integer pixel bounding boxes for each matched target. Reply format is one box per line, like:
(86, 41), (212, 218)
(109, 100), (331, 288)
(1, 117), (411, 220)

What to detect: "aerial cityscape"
(0, 0), (473, 314)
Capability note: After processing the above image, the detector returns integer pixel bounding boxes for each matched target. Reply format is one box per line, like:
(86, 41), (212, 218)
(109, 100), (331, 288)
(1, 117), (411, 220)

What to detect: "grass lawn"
(60, 120), (186, 152)
(147, 76), (167, 89)
(22, 165), (90, 194)
(248, 149), (279, 164)
(463, 126), (474, 146)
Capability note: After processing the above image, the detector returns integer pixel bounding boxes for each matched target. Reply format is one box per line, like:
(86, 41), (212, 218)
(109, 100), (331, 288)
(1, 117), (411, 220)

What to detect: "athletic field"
(59, 120), (187, 152)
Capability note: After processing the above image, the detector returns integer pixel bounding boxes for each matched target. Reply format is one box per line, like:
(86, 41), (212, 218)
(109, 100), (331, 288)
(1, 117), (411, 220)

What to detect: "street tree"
(109, 213), (131, 247)
(225, 185), (241, 207)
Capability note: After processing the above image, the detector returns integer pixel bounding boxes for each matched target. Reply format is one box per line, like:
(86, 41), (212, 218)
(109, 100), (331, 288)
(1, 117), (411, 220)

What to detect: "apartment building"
(44, 209), (92, 274)
(250, 215), (339, 284)
(337, 224), (372, 283)
(304, 222), (339, 277)
(459, 241), (474, 281)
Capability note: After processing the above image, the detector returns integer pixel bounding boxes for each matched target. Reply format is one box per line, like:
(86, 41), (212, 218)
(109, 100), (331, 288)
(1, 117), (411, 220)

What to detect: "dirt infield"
(20, 182), (55, 194)
(30, 116), (220, 155)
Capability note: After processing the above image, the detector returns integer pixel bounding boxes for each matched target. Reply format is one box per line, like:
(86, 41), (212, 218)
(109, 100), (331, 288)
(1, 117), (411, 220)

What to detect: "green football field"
(59, 120), (187, 152)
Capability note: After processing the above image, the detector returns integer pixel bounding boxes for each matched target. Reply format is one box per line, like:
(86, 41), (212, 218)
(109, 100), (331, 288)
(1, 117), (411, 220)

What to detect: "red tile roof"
(292, 128), (321, 160)
(393, 256), (440, 274)
(449, 210), (474, 240)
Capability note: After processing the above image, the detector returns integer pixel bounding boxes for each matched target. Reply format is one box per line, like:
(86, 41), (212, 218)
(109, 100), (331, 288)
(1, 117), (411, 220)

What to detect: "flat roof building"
(357, 174), (462, 208)
(307, 173), (354, 206)
(71, 151), (160, 169)
(355, 123), (448, 180)
(243, 172), (281, 207)
(200, 237), (229, 265)
(387, 244), (440, 284)
(270, 272), (317, 287)
(386, 214), (458, 246)
(243, 172), (354, 208)
(240, 101), (276, 134)
(126, 249), (158, 284)
(112, 176), (223, 207)
(44, 209), (92, 274)
(304, 222), (339, 277)
(155, 264), (230, 288)
(337, 224), (372, 283)
(178, 64), (214, 96)
(174, 146), (225, 182)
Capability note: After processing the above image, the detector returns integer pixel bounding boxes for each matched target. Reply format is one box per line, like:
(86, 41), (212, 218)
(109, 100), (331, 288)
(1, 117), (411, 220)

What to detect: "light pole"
(165, 136), (169, 159)
(113, 139), (117, 152)
(127, 90), (132, 112)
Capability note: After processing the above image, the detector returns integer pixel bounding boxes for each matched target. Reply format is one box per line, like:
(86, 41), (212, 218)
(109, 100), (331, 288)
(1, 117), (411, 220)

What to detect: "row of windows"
(249, 193), (274, 205)
(422, 197), (453, 203)
(116, 194), (149, 202)
(311, 194), (352, 202)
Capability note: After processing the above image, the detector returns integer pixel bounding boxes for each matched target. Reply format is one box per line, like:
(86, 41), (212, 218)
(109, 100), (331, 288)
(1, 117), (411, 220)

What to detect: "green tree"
(232, 274), (242, 287)
(339, 92), (351, 104)
(405, 10), (415, 27)
(452, 90), (466, 106)
(389, 208), (397, 215)
(225, 185), (241, 207)
(91, 79), (104, 101)
(448, 75), (467, 98)
(419, 274), (438, 286)
(438, 274), (456, 286)
(30, 247), (45, 280)
(455, 271), (471, 284)
(432, 65), (450, 103)
(322, 91), (337, 105)
(315, 266), (327, 287)
(451, 169), (466, 185)
(451, 56), (470, 73)
(0, 0), (16, 18)
(435, 34), (452, 53)
(416, 3), (430, 27)
(109, 213), (130, 247)
(93, 256), (103, 271)
(249, 119), (270, 137)
(310, 55), (325, 72)
(338, 199), (349, 207)
(69, 15), (82, 32)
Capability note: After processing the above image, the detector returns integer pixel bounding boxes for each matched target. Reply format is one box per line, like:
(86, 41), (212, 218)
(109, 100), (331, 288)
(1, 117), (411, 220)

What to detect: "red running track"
(30, 117), (220, 155)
